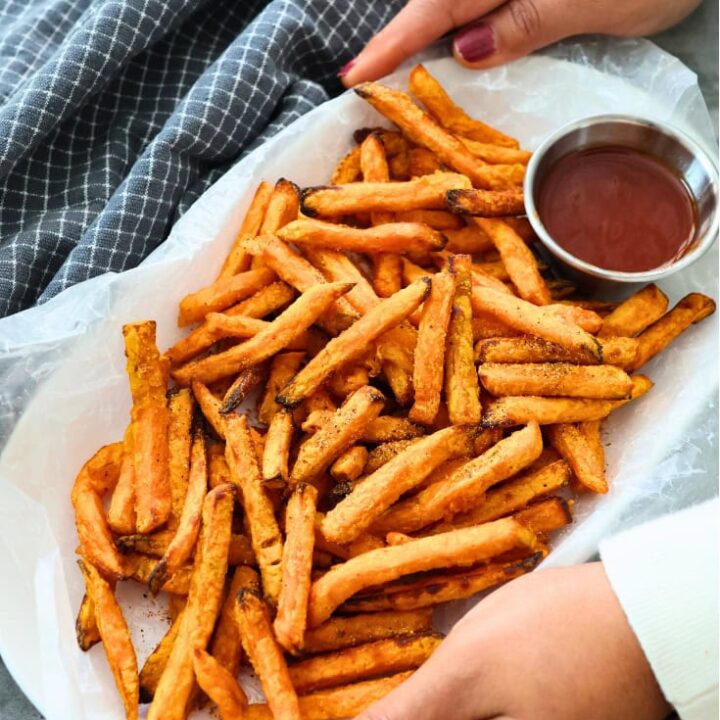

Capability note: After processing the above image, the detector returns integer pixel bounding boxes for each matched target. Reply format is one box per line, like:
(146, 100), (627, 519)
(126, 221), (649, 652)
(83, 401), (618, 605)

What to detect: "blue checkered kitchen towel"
(0, 0), (404, 318)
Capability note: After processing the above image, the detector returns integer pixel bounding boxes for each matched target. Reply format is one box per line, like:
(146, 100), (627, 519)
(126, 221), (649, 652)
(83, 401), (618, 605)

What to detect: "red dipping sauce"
(536, 146), (696, 272)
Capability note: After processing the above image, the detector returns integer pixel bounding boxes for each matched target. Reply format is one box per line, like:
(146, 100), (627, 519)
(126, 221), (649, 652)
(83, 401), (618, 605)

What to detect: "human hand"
(340, 0), (701, 86)
(355, 562), (671, 720)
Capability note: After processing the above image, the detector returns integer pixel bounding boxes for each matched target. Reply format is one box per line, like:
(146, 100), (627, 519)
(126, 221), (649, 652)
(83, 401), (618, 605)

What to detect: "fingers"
(341, 0), (505, 87)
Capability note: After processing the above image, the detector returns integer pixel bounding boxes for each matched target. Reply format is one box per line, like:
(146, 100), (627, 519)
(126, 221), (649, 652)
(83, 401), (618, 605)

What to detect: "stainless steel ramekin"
(523, 115), (719, 294)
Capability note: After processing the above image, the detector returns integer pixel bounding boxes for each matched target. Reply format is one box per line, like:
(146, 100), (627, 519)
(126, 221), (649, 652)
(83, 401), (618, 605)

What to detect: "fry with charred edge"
(234, 590), (301, 720)
(475, 335), (639, 369)
(122, 554), (192, 594)
(225, 281), (296, 319)
(246, 673), (412, 720)
(359, 416), (426, 443)
(447, 189), (525, 217)
(514, 497), (573, 534)
(471, 286), (602, 362)
(178, 267), (276, 327)
(166, 389), (194, 531)
(192, 648), (249, 720)
(258, 352), (306, 426)
(628, 293), (716, 370)
(210, 566), (261, 678)
(278, 279), (431, 407)
(409, 64), (519, 148)
(444, 225), (494, 253)
(139, 610), (184, 703)
(459, 137), (532, 164)
(373, 423), (543, 535)
(218, 181), (274, 279)
(108, 425), (136, 535)
(409, 270), (456, 425)
(260, 178), (300, 234)
(220, 363), (267, 414)
(148, 484), (235, 720)
(322, 425), (473, 545)
(224, 414), (283, 604)
(278, 218), (447, 255)
(599, 284), (670, 338)
(303, 609), (433, 654)
(191, 381), (226, 438)
(547, 424), (607, 493)
(478, 363), (634, 399)
(301, 173), (471, 216)
(445, 255), (482, 424)
(344, 554), (541, 613)
(309, 518), (536, 626)
(173, 282), (355, 386)
(274, 484), (318, 654)
(355, 82), (517, 190)
(261, 408), (294, 483)
(71, 443), (125, 578)
(291, 386), (385, 485)
(331, 145), (362, 184)
(75, 592), (101, 651)
(288, 633), (441, 693)
(78, 558), (138, 720)
(148, 429), (208, 594)
(364, 439), (421, 474)
(330, 446), (368, 483)
(475, 218), (550, 306)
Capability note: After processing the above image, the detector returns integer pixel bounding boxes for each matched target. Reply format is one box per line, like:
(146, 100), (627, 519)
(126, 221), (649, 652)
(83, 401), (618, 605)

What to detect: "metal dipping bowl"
(524, 115), (719, 295)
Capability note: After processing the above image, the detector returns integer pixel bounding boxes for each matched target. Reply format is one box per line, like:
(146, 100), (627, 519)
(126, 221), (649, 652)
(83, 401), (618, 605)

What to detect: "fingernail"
(454, 22), (495, 63)
(339, 58), (357, 77)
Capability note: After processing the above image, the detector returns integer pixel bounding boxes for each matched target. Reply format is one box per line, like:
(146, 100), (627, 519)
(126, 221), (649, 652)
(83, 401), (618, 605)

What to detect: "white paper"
(0, 38), (717, 719)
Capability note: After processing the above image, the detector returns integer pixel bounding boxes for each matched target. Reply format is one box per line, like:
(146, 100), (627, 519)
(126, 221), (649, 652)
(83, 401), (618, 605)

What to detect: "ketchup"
(536, 146), (696, 272)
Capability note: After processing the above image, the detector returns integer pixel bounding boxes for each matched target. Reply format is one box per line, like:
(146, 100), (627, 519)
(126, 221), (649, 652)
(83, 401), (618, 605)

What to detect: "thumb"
(452, 0), (580, 69)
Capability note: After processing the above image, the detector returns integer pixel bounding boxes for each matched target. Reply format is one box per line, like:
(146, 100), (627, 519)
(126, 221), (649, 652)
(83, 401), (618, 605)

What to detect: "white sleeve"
(599, 498), (719, 720)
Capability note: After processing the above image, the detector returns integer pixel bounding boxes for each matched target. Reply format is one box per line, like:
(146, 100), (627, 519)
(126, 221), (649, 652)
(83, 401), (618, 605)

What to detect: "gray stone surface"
(1, 2), (717, 718)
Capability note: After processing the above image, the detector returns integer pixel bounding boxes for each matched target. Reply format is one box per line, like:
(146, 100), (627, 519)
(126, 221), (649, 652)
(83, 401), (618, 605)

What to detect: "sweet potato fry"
(445, 255), (482, 423)
(468, 260), (514, 296)
(447, 189), (524, 217)
(289, 633), (441, 693)
(166, 389), (194, 531)
(409, 270), (456, 425)
(475, 218), (550, 305)
(409, 64), (519, 147)
(408, 146), (444, 176)
(173, 281), (354, 386)
(479, 363), (633, 399)
(547, 423), (608, 493)
(274, 484), (319, 654)
(72, 443), (125, 578)
(514, 497), (572, 534)
(278, 279), (431, 407)
(178, 267), (276, 327)
(291, 386), (385, 484)
(303, 609), (433, 654)
(148, 429), (208, 594)
(220, 363), (267, 414)
(278, 218), (447, 255)
(580, 419), (605, 480)
(358, 416), (425, 443)
(257, 352), (306, 426)
(308, 517), (537, 626)
(246, 673), (412, 720)
(395, 209), (463, 230)
(139, 611), (184, 703)
(260, 178), (300, 234)
(373, 254), (403, 297)
(373, 423), (543, 534)
(322, 425), (473, 544)
(328, 363), (371, 399)
(224, 414), (283, 604)
(262, 408), (294, 483)
(459, 137), (531, 164)
(547, 303), (604, 333)
(330, 445), (368, 483)
(360, 131), (393, 222)
(218, 181), (274, 279)
(444, 225), (494, 253)
(599, 284), (670, 338)
(191, 381), (227, 438)
(192, 648), (248, 720)
(628, 293), (716, 370)
(301, 172), (471, 216)
(224, 281), (296, 319)
(364, 439), (421, 474)
(78, 558), (138, 720)
(75, 592), (101, 651)
(108, 425), (137, 535)
(234, 590), (301, 720)
(331, 145), (362, 184)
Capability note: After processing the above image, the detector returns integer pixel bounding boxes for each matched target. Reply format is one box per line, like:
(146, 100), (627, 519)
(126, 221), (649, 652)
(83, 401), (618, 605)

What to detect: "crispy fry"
(459, 137), (531, 164)
(289, 633), (441, 693)
(330, 446), (368, 483)
(628, 293), (716, 370)
(323, 425), (472, 544)
(262, 408), (294, 483)
(328, 363), (371, 399)
(599, 284), (670, 338)
(309, 518), (536, 626)
(373, 254), (403, 298)
(409, 64), (519, 147)
(471, 313), (520, 341)
(548, 303), (604, 333)
(445, 255), (482, 423)
(331, 145), (362, 184)
(408, 147), (444, 176)
(275, 484), (319, 654)
(191, 381), (227, 438)
(444, 225), (494, 253)
(395, 209), (463, 230)
(234, 590), (301, 720)
(409, 270), (456, 425)
(514, 497), (572, 534)
(78, 559), (138, 720)
(580, 419), (605, 481)
(301, 172), (471, 216)
(258, 352), (306, 426)
(360, 132), (393, 222)
(374, 423), (543, 534)
(75, 592), (101, 652)
(291, 386), (385, 484)
(447, 189), (524, 217)
(364, 439), (421, 474)
(178, 267), (276, 327)
(166, 389), (194, 530)
(108, 425), (137, 535)
(139, 611), (184, 703)
(479, 363), (634, 399)
(192, 648), (248, 720)
(225, 280), (296, 319)
(279, 218), (447, 255)
(220, 363), (268, 414)
(174, 282), (354, 386)
(359, 416), (425, 443)
(260, 178), (300, 234)
(278, 279), (431, 407)
(225, 414), (283, 604)
(547, 423), (607, 493)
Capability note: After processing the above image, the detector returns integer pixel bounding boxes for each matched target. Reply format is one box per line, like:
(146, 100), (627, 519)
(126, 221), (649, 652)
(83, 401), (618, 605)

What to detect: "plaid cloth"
(0, 0), (404, 318)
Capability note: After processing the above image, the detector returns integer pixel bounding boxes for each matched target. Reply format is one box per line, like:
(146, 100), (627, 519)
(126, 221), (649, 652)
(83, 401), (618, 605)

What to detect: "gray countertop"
(1, 2), (717, 718)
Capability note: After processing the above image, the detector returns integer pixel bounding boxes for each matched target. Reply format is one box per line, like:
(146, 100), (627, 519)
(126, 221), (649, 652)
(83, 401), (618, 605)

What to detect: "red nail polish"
(339, 58), (357, 77)
(454, 23), (495, 63)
